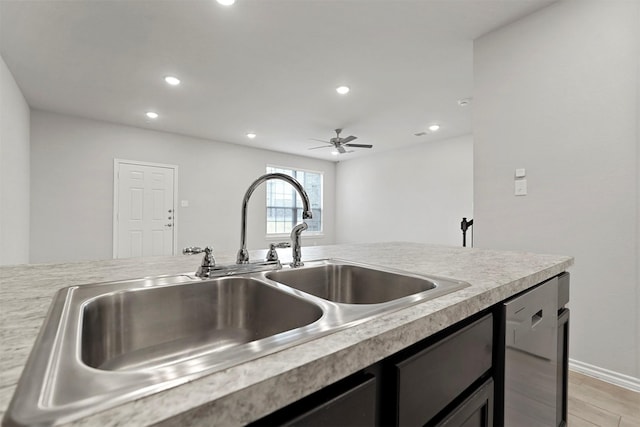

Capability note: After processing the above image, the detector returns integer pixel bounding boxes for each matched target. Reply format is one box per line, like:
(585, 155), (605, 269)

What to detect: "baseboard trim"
(569, 359), (640, 392)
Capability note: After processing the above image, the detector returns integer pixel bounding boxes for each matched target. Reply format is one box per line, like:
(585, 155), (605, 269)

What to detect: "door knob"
(165, 223), (173, 227)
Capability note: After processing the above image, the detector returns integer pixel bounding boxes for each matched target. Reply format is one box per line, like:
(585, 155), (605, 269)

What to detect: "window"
(266, 166), (322, 235)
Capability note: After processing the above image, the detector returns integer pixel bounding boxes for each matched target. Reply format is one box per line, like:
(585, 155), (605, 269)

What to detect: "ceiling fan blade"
(309, 138), (331, 144)
(337, 145), (347, 154)
(345, 143), (373, 148)
(309, 145), (332, 150)
(341, 135), (357, 143)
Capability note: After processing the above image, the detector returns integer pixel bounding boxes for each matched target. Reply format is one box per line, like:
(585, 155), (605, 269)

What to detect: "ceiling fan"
(309, 129), (373, 154)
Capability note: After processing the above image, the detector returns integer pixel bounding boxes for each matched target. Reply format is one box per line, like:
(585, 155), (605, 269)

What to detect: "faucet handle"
(201, 246), (216, 267)
(196, 247), (216, 278)
(182, 246), (203, 255)
(266, 242), (291, 262)
(266, 244), (279, 262)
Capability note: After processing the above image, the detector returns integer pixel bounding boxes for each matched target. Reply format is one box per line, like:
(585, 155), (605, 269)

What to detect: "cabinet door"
(395, 314), (493, 426)
(435, 379), (494, 427)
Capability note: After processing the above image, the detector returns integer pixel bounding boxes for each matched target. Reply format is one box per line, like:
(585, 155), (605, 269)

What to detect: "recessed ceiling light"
(428, 124), (440, 132)
(164, 76), (181, 86)
(145, 111), (159, 119)
(247, 132), (257, 139)
(336, 86), (350, 95)
(216, 0), (235, 5)
(458, 98), (472, 107)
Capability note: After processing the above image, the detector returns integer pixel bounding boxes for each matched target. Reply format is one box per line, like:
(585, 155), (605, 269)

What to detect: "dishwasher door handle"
(531, 309), (544, 328)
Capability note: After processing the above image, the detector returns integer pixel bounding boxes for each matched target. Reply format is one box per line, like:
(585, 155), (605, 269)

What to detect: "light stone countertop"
(0, 242), (574, 426)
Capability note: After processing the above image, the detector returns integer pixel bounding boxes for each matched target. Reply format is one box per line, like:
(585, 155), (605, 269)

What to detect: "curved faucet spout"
(237, 173), (312, 264)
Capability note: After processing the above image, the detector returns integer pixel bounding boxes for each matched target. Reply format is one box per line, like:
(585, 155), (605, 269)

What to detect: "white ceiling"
(0, 0), (555, 162)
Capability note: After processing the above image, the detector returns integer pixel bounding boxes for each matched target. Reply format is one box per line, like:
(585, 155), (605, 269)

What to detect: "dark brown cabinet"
(556, 308), (570, 426)
(390, 314), (494, 426)
(252, 313), (495, 427)
(250, 373), (377, 427)
(556, 271), (570, 427)
(283, 376), (376, 426)
(435, 379), (494, 427)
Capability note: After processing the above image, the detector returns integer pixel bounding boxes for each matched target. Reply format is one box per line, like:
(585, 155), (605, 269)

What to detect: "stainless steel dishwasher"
(503, 273), (570, 427)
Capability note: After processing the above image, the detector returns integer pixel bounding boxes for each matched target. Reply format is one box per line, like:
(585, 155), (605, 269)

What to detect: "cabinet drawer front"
(396, 314), (493, 426)
(282, 375), (376, 427)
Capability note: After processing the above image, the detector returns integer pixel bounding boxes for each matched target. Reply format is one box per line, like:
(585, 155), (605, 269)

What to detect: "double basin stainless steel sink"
(4, 259), (469, 426)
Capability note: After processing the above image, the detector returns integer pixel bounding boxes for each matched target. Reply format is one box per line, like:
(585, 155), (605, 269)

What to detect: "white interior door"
(114, 160), (176, 258)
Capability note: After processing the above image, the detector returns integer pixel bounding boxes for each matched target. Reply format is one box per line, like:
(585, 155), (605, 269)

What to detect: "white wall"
(474, 0), (639, 380)
(637, 20), (640, 377)
(30, 110), (336, 264)
(335, 135), (473, 246)
(0, 55), (30, 265)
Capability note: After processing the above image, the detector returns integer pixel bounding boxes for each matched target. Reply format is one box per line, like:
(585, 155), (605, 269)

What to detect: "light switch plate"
(515, 168), (526, 178)
(515, 179), (527, 196)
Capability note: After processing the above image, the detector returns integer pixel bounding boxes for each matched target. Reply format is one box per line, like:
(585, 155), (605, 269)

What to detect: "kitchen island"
(0, 242), (573, 426)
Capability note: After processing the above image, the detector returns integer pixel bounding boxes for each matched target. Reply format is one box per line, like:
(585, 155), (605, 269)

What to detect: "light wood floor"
(568, 371), (640, 426)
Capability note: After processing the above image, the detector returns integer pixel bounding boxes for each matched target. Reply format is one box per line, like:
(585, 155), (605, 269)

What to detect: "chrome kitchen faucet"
(193, 173), (312, 278)
(237, 173), (312, 267)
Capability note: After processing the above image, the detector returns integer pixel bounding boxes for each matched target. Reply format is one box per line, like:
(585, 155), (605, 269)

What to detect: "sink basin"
(4, 259), (468, 426)
(4, 275), (326, 427)
(266, 262), (436, 304)
(82, 277), (323, 371)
